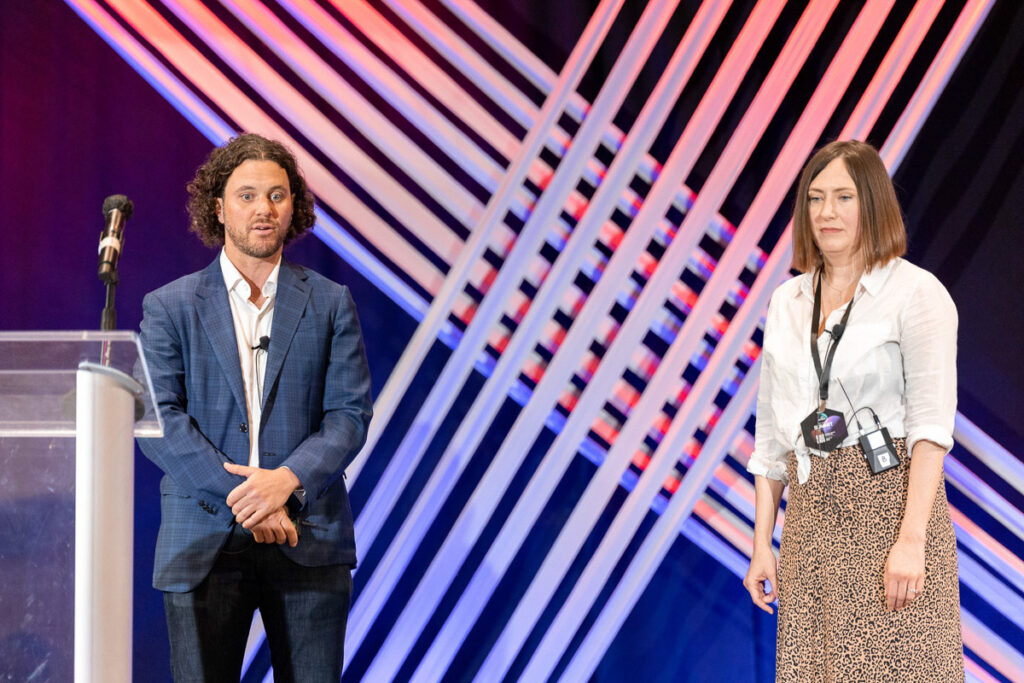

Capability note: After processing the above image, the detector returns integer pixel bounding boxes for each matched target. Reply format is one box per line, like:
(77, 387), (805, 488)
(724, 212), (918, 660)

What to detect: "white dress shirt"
(748, 257), (958, 485)
(220, 249), (280, 468)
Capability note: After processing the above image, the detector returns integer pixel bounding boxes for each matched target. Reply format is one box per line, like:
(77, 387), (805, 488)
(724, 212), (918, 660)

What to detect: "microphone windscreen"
(102, 194), (134, 220)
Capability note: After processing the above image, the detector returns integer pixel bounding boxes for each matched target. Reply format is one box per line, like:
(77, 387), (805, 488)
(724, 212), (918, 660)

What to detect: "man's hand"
(224, 463), (301, 528)
(249, 507), (299, 547)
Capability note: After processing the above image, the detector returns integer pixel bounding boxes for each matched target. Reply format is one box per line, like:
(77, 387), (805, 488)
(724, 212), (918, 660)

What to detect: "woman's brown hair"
(792, 139), (906, 273)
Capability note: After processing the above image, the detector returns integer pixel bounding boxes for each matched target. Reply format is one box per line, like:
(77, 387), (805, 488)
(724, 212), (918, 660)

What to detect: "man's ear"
(216, 197), (225, 224)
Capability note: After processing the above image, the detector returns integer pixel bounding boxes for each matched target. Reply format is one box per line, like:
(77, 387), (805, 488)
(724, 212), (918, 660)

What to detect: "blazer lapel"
(263, 259), (311, 406)
(194, 259), (247, 421)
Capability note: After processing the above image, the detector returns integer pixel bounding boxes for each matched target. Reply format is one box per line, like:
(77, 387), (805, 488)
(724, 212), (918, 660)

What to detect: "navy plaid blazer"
(137, 257), (372, 592)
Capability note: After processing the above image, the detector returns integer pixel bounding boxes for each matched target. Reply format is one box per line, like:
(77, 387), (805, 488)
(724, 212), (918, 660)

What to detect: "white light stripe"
(66, 0), (435, 320)
(561, 355), (763, 682)
(845, 0), (944, 136)
(965, 656), (1002, 683)
(356, 0), (642, 228)
(399, 3), (737, 678)
(955, 413), (1024, 497)
(439, 0), (564, 99)
(343, 0), (670, 265)
(382, 0), (544, 144)
(951, 507), (1024, 595)
(354, 0), (700, 574)
(525, 4), (899, 669)
(161, 0), (464, 263)
(220, 0), (484, 228)
(962, 608), (1024, 682)
(344, 0), (638, 543)
(311, 213), (432, 325)
(68, 0), (1019, 675)
(589, 1), (1001, 667)
(103, 0), (445, 293)
(945, 456), (1024, 543)
(881, 0), (997, 168)
(336, 0), (643, 484)
(345, 0), (631, 662)
(437, 0), (615, 153)
(478, 3), (842, 677)
(399, 0), (703, 227)
(958, 552), (1024, 632)
(276, 0), (534, 227)
(402, 2), (790, 676)
(62, 0), (233, 142)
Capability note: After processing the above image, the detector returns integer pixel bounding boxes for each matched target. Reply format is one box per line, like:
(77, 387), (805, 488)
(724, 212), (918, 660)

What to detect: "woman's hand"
(744, 546), (780, 615)
(884, 535), (925, 611)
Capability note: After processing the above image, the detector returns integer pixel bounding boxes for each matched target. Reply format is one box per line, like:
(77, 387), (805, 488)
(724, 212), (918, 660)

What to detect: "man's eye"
(241, 193), (252, 201)
(271, 192), (285, 201)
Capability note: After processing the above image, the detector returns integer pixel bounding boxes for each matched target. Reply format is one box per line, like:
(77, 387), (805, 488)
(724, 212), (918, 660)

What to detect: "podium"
(0, 331), (163, 682)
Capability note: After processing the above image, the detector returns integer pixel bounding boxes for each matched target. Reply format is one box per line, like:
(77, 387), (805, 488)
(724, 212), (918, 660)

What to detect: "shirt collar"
(796, 257), (900, 300)
(219, 249), (281, 301)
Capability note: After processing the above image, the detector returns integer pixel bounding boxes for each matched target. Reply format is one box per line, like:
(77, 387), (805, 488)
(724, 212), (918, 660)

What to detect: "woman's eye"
(808, 196), (822, 203)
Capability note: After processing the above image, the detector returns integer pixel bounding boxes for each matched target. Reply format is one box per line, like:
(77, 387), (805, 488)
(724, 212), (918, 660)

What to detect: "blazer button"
(239, 423), (248, 433)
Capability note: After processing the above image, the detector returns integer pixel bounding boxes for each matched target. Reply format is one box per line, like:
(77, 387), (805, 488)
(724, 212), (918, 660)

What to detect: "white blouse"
(748, 258), (958, 485)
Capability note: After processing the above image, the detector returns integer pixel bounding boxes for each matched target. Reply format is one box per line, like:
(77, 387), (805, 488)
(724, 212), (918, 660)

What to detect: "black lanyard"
(810, 269), (857, 406)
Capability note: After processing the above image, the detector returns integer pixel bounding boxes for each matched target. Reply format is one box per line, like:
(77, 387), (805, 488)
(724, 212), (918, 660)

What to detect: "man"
(138, 133), (373, 681)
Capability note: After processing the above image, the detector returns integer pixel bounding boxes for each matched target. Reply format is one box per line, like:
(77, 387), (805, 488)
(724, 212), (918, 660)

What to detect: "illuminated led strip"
(218, 0), (485, 230)
(955, 413), (1024, 497)
(366, 3), (744, 677)
(159, 0), (464, 262)
(339, 0), (631, 486)
(345, 0), (680, 661)
(475, 3), (845, 676)
(556, 2), (1006, 677)
(96, 0), (447, 294)
(65, 0), (1020, 679)
(513, 5), (906, 675)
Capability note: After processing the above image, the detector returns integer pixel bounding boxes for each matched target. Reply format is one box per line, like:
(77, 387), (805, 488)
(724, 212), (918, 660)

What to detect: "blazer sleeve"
(136, 289), (242, 500)
(280, 285), (373, 500)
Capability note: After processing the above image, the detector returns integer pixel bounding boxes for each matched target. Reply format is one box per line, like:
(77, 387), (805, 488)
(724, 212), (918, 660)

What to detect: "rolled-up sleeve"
(900, 272), (958, 457)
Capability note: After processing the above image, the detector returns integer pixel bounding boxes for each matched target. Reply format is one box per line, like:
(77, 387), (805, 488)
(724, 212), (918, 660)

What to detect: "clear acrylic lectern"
(0, 331), (162, 682)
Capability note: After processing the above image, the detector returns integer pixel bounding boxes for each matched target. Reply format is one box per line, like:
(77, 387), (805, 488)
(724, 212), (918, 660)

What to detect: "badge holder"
(800, 406), (848, 452)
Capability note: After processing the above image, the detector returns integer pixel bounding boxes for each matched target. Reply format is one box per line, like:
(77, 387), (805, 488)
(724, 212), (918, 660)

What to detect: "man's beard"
(227, 227), (285, 258)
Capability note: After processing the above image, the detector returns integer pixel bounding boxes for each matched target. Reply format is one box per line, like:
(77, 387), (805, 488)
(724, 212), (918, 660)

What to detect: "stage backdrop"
(1, 1), (1021, 681)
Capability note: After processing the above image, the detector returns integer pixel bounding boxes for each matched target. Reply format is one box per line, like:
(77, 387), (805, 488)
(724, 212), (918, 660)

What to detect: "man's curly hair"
(186, 133), (316, 247)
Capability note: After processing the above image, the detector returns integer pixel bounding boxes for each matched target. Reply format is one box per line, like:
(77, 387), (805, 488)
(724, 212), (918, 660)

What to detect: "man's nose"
(254, 195), (274, 214)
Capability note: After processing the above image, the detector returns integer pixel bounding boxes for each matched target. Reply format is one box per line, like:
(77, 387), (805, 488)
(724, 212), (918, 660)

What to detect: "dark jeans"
(163, 527), (352, 682)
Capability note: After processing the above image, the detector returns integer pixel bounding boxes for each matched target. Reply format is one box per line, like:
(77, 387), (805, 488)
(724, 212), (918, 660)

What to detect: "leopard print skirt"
(776, 439), (964, 682)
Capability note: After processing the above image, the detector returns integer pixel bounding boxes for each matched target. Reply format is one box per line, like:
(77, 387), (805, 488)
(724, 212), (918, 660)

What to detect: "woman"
(742, 140), (962, 680)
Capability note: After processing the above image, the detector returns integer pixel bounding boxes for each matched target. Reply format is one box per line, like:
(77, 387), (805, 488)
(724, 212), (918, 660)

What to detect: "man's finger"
(226, 481), (251, 507)
(224, 462), (254, 476)
(285, 522), (298, 547)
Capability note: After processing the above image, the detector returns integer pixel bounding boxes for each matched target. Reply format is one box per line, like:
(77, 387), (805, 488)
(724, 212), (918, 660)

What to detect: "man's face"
(216, 159), (293, 262)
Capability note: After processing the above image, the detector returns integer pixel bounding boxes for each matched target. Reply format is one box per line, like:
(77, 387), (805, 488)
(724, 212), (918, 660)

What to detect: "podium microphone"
(98, 194), (133, 285)
(98, 194), (134, 332)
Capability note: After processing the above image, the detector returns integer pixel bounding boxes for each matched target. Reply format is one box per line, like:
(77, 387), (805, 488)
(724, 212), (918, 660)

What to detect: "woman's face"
(807, 157), (861, 266)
